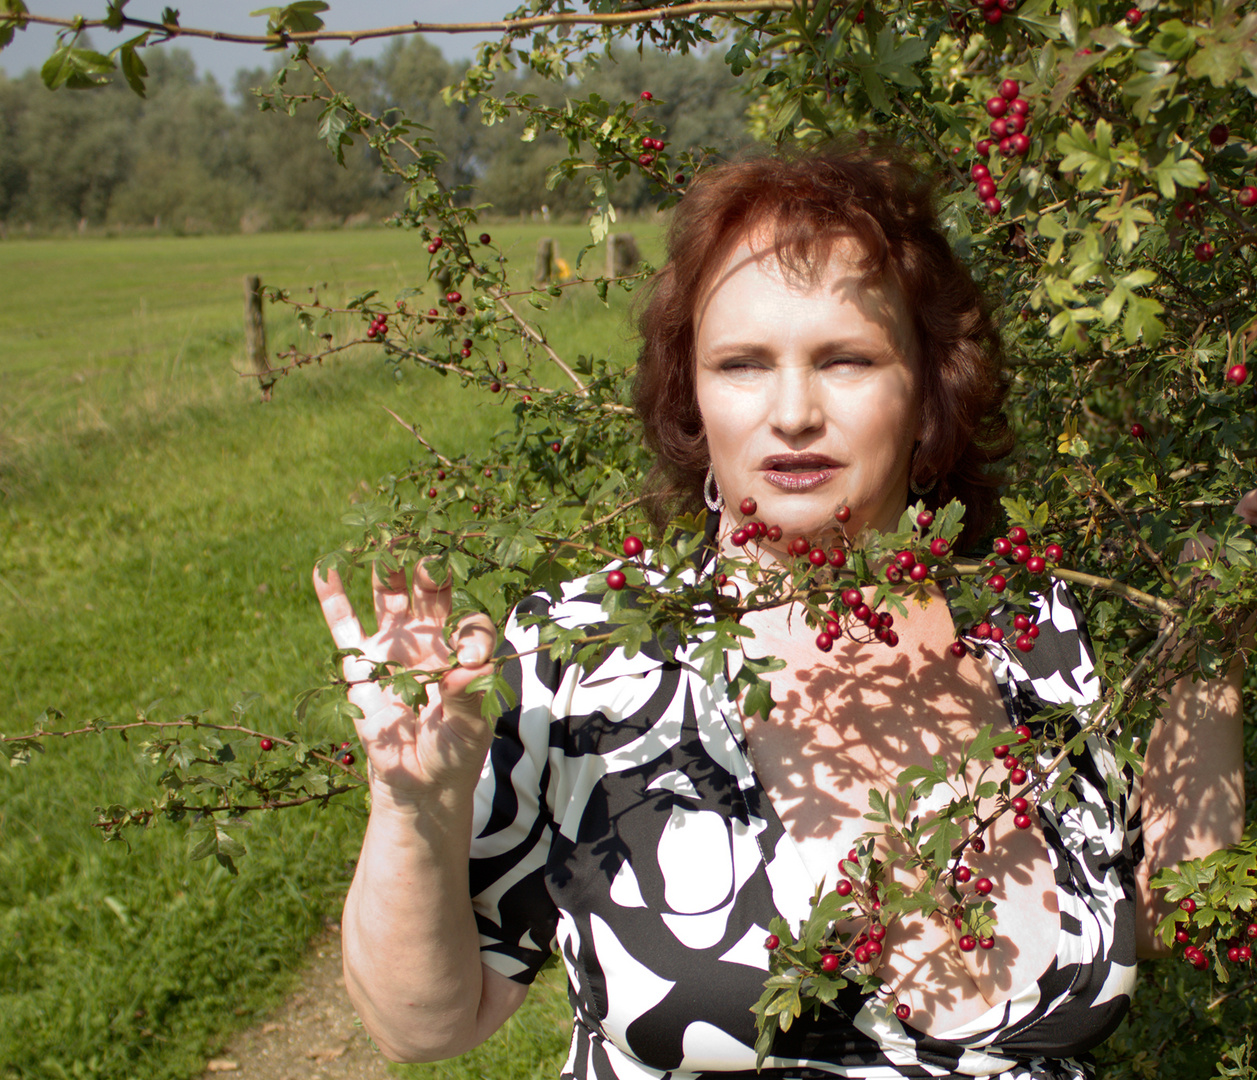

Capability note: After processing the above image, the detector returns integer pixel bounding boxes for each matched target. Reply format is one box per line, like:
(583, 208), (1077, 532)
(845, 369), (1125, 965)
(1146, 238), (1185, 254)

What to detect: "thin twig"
(488, 288), (588, 394)
(4, 4), (800, 46)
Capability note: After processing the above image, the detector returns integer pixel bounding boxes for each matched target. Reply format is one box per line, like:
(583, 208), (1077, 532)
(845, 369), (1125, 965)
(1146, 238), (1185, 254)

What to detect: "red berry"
(999, 79), (1020, 100)
(1010, 133), (1031, 155)
(765, 934), (780, 949)
(1011, 797), (1030, 814)
(976, 139), (993, 157)
(259, 738), (274, 751)
(427, 487), (438, 498)
(895, 550), (917, 569)
(1246, 923), (1257, 939)
(1013, 813), (1032, 829)
(1012, 544), (1031, 564)
(1010, 98), (1030, 116)
(638, 153), (655, 167)
(990, 118), (1008, 139)
(790, 537), (810, 556)
(895, 1003), (911, 1020)
(1179, 898), (1197, 914)
(1176, 928), (1191, 943)
(739, 497), (758, 516)
(623, 535), (644, 557)
(970, 164), (990, 182)
(989, 627), (1004, 643)
(986, 96), (1009, 118)
(950, 641), (967, 658)
(550, 441), (561, 452)
(993, 744), (1009, 758)
(955, 866), (973, 883)
(809, 547), (828, 566)
(930, 538), (950, 557)
(1044, 543), (1063, 562)
(974, 877), (994, 895)
(489, 381), (502, 393)
(909, 563), (929, 582)
(1239, 186), (1257, 208)
(1010, 766), (1028, 783)
(446, 291), (462, 305)
(1195, 241), (1215, 262)
(640, 90), (653, 100)
(993, 537), (1012, 555)
(1227, 363), (1248, 385)
(958, 935), (977, 952)
(1028, 625), (1039, 638)
(607, 570), (627, 591)
(730, 528), (748, 547)
(1012, 614), (1030, 631)
(1241, 946), (1253, 961)
(866, 940), (883, 957)
(1026, 556), (1046, 574)
(427, 307), (439, 321)
(984, 197), (1002, 215)
(917, 510), (935, 527)
(820, 952), (840, 972)
(976, 178), (997, 200)
(854, 945), (872, 964)
(1014, 725), (1031, 742)
(988, 574), (1007, 592)
(1125, 6), (1142, 23)
(1228, 945), (1242, 962)
(835, 505), (851, 523)
(835, 879), (853, 897)
(1209, 123), (1230, 147)
(886, 565), (903, 583)
(766, 525), (783, 542)
(842, 588), (863, 608)
(816, 632), (834, 652)
(1008, 526), (1027, 544)
(983, 8), (1002, 22)
(854, 603), (872, 622)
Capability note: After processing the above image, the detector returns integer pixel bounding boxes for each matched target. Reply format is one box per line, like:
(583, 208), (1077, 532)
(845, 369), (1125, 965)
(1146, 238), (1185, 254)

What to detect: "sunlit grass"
(0, 222), (658, 1079)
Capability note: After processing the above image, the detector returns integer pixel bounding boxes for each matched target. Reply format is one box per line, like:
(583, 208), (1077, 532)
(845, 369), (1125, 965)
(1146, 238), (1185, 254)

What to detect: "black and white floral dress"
(468, 569), (1141, 1080)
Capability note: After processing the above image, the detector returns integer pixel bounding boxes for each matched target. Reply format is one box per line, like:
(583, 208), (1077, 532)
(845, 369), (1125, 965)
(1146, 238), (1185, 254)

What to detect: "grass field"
(0, 222), (658, 1079)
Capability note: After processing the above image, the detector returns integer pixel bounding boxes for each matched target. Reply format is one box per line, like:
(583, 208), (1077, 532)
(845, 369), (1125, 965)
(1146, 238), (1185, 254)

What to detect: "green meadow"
(0, 223), (658, 1079)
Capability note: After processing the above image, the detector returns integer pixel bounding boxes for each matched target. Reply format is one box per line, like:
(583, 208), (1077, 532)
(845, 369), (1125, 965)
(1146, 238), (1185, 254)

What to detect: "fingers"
(412, 558), (453, 627)
(1235, 489), (1257, 527)
(440, 614), (498, 720)
(373, 562), (412, 628)
(313, 565), (365, 650)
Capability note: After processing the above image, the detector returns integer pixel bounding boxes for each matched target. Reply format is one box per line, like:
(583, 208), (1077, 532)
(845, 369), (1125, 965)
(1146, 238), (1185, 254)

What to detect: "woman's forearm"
(341, 786), (525, 1061)
(1134, 660), (1246, 955)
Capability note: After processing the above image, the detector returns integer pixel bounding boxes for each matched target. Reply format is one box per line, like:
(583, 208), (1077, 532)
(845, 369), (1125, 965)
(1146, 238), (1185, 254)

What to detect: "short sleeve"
(469, 594), (564, 984)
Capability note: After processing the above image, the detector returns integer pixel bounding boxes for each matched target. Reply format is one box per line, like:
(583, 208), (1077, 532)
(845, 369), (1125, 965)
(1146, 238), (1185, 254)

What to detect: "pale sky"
(0, 1), (513, 94)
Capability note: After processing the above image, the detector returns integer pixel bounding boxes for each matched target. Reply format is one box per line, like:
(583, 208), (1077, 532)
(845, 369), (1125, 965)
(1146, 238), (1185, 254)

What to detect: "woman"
(313, 149), (1246, 1079)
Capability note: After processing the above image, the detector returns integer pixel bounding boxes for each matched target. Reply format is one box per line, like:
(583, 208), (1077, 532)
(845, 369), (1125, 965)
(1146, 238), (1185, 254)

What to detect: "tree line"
(0, 35), (752, 234)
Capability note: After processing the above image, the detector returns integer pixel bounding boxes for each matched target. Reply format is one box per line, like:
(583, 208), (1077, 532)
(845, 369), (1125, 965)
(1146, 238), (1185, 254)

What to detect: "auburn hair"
(632, 144), (1013, 551)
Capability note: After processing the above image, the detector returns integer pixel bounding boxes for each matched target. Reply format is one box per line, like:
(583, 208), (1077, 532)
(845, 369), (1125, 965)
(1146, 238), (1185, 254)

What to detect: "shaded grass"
(0, 223), (655, 1079)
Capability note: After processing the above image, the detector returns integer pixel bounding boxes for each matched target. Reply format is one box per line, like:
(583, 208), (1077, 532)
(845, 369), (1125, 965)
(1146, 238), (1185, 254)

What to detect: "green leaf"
(41, 45), (116, 90)
(117, 40), (148, 96)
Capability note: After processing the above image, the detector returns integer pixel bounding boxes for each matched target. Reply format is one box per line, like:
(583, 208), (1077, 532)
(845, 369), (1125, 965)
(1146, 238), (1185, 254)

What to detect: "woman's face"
(694, 234), (922, 554)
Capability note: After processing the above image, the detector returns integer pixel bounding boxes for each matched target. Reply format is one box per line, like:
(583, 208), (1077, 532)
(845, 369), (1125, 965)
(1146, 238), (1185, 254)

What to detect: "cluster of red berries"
(427, 235), (444, 255)
(977, 79), (1032, 175)
(994, 727), (1038, 827)
(338, 740), (355, 767)
(365, 312), (389, 340)
(970, 0), (1016, 26)
(1176, 899), (1257, 971)
(638, 135), (666, 168)
(445, 290), (468, 317)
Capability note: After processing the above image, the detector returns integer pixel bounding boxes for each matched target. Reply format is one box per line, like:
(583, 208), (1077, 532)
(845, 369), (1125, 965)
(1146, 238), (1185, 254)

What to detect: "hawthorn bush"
(3, 0), (1256, 1076)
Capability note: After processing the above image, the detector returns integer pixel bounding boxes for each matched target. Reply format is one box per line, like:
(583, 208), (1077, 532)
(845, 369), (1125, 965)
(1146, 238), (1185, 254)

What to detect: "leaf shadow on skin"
(741, 610), (1060, 1032)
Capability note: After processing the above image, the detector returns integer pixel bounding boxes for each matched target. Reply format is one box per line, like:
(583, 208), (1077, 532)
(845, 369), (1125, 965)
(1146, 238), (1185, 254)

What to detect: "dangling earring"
(704, 465), (724, 513)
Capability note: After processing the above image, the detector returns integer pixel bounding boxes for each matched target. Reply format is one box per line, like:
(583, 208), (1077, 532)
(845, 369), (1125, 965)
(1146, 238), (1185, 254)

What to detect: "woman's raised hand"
(313, 560), (497, 812)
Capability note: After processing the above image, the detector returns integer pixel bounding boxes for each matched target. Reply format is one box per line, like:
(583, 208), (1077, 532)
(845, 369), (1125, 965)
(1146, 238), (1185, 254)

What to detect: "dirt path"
(198, 922), (395, 1080)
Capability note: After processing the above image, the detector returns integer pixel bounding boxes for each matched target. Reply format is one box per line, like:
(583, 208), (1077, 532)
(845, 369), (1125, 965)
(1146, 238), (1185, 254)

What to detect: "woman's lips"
(760, 455), (839, 493)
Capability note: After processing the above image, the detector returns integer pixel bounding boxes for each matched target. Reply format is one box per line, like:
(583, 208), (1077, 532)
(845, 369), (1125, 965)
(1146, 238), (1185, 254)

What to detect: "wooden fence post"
(243, 274), (269, 378)
(535, 237), (555, 283)
(607, 233), (640, 280)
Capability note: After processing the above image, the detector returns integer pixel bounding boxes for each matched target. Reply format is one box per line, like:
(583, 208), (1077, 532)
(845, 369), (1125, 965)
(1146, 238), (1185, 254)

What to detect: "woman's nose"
(769, 369), (823, 436)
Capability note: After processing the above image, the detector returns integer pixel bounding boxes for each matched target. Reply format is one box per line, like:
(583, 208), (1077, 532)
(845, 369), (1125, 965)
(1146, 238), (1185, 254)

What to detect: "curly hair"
(632, 143), (1013, 551)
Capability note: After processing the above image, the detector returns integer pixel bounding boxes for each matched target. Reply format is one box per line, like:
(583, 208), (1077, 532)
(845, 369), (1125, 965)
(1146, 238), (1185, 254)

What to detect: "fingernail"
(457, 643), (483, 666)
